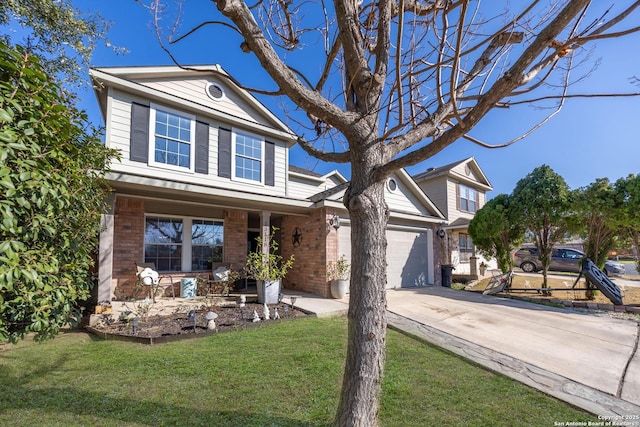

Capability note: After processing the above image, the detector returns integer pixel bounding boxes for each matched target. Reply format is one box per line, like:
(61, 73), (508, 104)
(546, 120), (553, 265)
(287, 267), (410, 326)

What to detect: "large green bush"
(0, 42), (118, 342)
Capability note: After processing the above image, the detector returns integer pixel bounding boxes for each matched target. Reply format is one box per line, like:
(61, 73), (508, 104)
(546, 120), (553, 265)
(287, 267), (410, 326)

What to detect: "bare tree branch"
(501, 91), (640, 106)
(213, 0), (357, 132)
(296, 136), (351, 163)
(169, 20), (241, 44)
(376, 0), (593, 180)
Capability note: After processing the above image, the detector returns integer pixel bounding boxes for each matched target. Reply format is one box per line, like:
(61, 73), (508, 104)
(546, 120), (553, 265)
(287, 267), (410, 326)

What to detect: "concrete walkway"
(289, 287), (640, 417)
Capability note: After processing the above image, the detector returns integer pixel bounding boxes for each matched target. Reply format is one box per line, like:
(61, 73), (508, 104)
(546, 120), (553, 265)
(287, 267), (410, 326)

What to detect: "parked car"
(514, 247), (627, 277)
(604, 260), (626, 277)
(514, 247), (584, 273)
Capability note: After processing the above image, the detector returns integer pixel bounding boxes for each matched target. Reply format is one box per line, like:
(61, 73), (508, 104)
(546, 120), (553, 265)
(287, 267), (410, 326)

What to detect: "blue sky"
(70, 1), (640, 197)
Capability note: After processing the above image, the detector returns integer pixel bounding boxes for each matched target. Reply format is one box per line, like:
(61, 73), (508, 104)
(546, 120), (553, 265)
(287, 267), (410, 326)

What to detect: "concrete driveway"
(385, 287), (640, 417)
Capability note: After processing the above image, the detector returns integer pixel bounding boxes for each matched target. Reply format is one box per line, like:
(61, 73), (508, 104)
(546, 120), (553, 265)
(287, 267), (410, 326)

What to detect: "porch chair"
(135, 262), (176, 301)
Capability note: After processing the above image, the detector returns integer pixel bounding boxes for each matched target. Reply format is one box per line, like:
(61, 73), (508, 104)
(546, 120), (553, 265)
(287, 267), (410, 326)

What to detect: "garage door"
(386, 229), (430, 288)
(338, 224), (431, 289)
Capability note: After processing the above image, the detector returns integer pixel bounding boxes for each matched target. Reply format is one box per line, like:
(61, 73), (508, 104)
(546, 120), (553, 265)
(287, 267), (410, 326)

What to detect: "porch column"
(260, 211), (271, 257)
(98, 194), (116, 302)
(470, 256), (479, 279)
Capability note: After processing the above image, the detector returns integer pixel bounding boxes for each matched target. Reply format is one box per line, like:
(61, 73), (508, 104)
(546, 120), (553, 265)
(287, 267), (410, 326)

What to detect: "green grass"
(0, 317), (594, 426)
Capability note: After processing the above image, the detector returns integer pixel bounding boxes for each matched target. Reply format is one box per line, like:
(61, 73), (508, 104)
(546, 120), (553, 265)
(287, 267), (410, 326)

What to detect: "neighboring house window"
(234, 130), (263, 183)
(149, 105), (195, 171)
(191, 219), (224, 270)
(459, 234), (474, 262)
(144, 216), (223, 271)
(459, 184), (478, 213)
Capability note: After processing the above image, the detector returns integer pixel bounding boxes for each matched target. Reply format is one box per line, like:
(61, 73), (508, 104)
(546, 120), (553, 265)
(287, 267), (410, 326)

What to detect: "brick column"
(224, 209), (248, 270)
(281, 209), (330, 297)
(112, 197), (145, 299)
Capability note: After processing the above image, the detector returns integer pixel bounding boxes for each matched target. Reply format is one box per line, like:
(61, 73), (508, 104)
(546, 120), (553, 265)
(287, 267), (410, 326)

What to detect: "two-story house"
(413, 158), (494, 281)
(91, 65), (445, 303)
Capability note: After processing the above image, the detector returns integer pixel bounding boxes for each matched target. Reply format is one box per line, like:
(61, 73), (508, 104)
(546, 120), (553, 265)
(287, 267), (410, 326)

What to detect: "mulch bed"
(87, 302), (309, 345)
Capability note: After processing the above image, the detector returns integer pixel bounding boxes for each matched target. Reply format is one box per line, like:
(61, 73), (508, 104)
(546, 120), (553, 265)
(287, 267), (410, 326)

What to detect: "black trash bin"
(441, 264), (455, 288)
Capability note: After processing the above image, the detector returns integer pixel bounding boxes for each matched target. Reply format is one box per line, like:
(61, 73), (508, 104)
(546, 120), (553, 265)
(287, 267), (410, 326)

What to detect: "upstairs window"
(234, 131), (263, 183)
(149, 105), (195, 171)
(459, 184), (478, 213)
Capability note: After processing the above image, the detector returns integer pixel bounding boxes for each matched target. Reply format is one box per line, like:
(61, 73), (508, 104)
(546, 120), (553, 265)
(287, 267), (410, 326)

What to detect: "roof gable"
(309, 169), (444, 220)
(413, 157), (492, 190)
(90, 65), (297, 143)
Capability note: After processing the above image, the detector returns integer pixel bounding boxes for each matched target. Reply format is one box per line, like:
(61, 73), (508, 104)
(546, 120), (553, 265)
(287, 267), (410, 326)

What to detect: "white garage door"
(337, 224), (431, 289)
(386, 229), (430, 288)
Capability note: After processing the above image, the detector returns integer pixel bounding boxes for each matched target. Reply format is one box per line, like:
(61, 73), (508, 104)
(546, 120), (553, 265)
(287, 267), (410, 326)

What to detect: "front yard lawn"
(0, 317), (593, 426)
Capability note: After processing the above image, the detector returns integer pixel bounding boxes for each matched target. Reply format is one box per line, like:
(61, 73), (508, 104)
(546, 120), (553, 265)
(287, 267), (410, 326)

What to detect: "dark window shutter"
(265, 141), (275, 186)
(130, 102), (150, 163)
(218, 127), (231, 178)
(195, 120), (209, 174)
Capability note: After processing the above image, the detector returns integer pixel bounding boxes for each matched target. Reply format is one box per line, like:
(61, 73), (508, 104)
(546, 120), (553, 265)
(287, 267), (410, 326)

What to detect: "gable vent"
(206, 82), (224, 100)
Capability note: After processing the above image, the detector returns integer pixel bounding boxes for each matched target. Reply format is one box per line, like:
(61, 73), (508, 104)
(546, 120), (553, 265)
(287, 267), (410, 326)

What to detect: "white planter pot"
(330, 279), (349, 299)
(257, 279), (281, 304)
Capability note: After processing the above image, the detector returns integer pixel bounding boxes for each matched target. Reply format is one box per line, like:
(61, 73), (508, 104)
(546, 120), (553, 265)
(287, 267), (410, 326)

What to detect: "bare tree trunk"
(335, 147), (389, 427)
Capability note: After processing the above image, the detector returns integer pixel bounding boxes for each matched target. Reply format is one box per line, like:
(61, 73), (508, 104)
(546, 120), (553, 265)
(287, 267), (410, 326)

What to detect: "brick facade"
(224, 209), (248, 270)
(108, 199), (350, 299)
(112, 196), (145, 298)
(110, 198), (253, 299)
(281, 208), (335, 297)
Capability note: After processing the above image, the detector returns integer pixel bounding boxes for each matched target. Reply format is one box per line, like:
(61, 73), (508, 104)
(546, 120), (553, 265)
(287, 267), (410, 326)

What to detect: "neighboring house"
(91, 65), (446, 303)
(413, 157), (494, 281)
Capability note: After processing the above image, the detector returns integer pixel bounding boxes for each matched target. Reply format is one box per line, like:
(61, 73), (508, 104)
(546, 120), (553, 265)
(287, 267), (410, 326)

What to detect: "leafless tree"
(146, 1), (640, 425)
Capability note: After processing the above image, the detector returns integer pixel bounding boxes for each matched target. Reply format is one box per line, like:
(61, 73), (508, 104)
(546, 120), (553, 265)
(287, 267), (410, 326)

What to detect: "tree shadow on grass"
(0, 347), (329, 427)
(0, 382), (328, 427)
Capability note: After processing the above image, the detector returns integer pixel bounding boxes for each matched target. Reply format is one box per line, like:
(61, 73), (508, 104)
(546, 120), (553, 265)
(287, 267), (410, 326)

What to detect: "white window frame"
(459, 233), (474, 263)
(205, 82), (226, 101)
(459, 184), (477, 213)
(144, 214), (224, 272)
(148, 103), (196, 173)
(191, 218), (224, 271)
(232, 128), (264, 185)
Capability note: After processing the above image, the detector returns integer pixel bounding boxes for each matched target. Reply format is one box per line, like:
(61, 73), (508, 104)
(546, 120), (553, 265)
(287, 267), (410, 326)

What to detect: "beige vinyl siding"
(451, 162), (468, 178)
(106, 89), (288, 197)
(447, 180), (460, 220)
(107, 95), (133, 156)
(287, 174), (345, 200)
(385, 176), (433, 216)
(140, 77), (266, 125)
(417, 176), (448, 216)
(287, 178), (326, 199)
(478, 191), (486, 210)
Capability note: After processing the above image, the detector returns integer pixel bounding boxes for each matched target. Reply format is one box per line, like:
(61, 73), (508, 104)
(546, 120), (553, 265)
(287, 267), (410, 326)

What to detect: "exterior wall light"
(329, 215), (341, 229)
